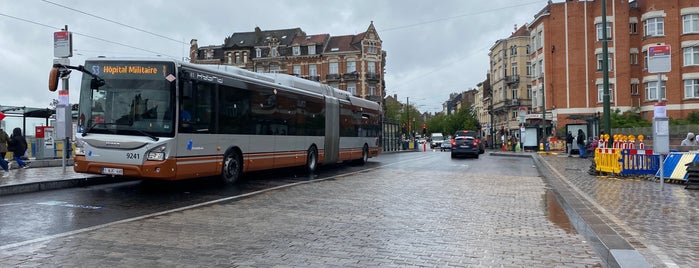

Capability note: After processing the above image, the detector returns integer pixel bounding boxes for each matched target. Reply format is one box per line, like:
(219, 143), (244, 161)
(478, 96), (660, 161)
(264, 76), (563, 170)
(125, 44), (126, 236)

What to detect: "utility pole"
(406, 97), (410, 139)
(602, 0), (611, 136)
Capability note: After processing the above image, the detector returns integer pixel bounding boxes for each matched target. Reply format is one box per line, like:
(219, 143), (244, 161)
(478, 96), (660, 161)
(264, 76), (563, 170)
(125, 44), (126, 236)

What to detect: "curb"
(493, 152), (651, 268)
(0, 176), (137, 197)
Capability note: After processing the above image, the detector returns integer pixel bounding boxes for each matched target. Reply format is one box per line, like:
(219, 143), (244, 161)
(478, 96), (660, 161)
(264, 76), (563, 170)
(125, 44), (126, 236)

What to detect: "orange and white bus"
(52, 57), (382, 183)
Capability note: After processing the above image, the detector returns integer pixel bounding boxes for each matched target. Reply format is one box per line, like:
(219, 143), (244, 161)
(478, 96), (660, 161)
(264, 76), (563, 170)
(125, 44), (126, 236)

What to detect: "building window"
(685, 79), (699, 98)
(511, 45), (517, 56)
(308, 45), (316, 55)
(270, 47), (279, 57)
(526, 62), (532, 76)
(511, 62), (518, 76)
(596, 22), (612, 40)
(532, 90), (538, 107)
(243, 52), (248, 64)
(369, 86), (376, 96)
(630, 22), (638, 34)
(526, 45), (531, 55)
(367, 61), (376, 74)
(538, 59), (543, 76)
(631, 83), (639, 95)
(256, 67), (264, 73)
(346, 61), (356, 73)
(347, 82), (357, 95)
(309, 64), (317, 76)
(597, 84), (614, 103)
(293, 65), (301, 76)
(630, 52), (639, 65)
(205, 49), (214, 59)
(684, 46), (699, 66)
(683, 14), (699, 34)
(269, 66), (281, 73)
(644, 17), (664, 37)
(235, 52), (241, 64)
(596, 53), (613, 71)
(227, 52), (233, 64)
(256, 48), (261, 58)
(536, 30), (543, 49)
(329, 62), (339, 74)
(511, 88), (518, 100)
(643, 50), (649, 69)
(292, 46), (300, 56)
(531, 63), (537, 78)
(645, 80), (666, 101)
(527, 85), (532, 99)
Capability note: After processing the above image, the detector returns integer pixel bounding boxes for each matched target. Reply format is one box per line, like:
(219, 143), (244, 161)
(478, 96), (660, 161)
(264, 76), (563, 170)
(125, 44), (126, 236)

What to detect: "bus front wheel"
(221, 150), (242, 184)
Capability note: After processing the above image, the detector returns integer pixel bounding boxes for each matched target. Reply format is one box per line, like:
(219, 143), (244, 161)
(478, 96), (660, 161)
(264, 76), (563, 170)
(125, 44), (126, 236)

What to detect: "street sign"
(54, 31), (73, 58)
(648, 44), (670, 73)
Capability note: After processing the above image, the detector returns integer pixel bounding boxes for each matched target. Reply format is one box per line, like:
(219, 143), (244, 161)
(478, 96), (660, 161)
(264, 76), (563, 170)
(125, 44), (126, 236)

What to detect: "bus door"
(323, 96), (340, 164)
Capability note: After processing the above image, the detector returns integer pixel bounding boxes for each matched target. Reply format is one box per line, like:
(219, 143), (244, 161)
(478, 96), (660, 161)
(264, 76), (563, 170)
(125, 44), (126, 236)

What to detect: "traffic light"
(422, 125), (426, 135)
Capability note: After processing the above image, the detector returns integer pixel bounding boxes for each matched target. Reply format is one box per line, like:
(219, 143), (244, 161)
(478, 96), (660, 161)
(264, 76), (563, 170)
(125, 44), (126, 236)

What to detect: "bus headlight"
(74, 140), (86, 156)
(146, 145), (167, 161)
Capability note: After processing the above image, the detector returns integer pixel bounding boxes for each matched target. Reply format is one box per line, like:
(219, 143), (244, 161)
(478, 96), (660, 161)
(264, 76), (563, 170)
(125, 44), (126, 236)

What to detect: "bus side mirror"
(49, 67), (60, 92)
(90, 77), (105, 90)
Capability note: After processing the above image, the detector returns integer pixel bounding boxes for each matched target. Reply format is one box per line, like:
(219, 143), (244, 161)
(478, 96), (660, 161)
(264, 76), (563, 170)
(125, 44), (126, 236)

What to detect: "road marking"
(0, 203), (23, 207)
(36, 201), (102, 210)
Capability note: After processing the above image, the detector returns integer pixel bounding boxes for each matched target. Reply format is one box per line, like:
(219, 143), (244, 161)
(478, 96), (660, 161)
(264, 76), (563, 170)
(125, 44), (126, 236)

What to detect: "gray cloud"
(0, 0), (548, 116)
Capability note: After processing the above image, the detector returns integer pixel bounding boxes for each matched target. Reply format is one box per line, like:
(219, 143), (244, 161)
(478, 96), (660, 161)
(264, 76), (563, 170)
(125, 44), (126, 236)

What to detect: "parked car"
(450, 130), (483, 158)
(430, 133), (445, 149)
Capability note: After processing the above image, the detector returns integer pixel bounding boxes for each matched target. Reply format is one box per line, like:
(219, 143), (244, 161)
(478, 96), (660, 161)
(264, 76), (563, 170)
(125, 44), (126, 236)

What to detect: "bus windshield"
(78, 61), (176, 138)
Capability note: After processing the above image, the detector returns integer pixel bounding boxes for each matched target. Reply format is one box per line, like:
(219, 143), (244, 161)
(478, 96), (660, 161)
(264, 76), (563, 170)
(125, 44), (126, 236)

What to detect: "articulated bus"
(52, 57), (382, 183)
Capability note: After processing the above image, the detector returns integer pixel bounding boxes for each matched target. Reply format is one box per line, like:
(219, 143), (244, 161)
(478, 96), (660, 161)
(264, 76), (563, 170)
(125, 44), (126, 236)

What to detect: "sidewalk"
(0, 158), (130, 196)
(494, 150), (698, 267)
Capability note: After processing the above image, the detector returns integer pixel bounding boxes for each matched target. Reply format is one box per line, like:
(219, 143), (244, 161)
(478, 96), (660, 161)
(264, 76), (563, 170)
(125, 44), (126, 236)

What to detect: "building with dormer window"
(189, 22), (385, 104)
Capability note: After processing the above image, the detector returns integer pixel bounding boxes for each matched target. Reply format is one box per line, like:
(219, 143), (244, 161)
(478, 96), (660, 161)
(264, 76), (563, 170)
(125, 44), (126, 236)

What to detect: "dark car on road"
(450, 130), (482, 158)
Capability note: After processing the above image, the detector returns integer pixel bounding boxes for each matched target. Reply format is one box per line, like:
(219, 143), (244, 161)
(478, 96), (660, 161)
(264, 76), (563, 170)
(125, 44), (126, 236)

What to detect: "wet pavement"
(0, 151), (696, 267)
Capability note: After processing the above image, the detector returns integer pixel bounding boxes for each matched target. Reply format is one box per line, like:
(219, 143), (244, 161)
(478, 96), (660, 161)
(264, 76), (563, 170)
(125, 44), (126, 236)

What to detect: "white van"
(430, 133), (445, 149)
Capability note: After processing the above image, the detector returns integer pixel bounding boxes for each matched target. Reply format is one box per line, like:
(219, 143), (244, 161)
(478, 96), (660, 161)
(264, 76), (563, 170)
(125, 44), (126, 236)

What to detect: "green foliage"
(425, 106), (480, 135)
(609, 108), (650, 128)
(669, 111), (699, 125)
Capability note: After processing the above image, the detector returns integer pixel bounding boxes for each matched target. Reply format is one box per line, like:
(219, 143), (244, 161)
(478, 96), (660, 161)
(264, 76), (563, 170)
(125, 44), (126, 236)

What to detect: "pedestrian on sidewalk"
(8, 127), (28, 168)
(0, 156), (8, 176)
(0, 127), (9, 160)
(566, 131), (574, 157)
(680, 132), (698, 146)
(576, 129), (586, 158)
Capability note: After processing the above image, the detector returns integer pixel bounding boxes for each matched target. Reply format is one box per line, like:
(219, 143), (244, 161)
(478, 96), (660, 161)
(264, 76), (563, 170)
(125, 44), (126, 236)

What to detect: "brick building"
(189, 22), (385, 104)
(489, 25), (532, 137)
(526, 0), (699, 137)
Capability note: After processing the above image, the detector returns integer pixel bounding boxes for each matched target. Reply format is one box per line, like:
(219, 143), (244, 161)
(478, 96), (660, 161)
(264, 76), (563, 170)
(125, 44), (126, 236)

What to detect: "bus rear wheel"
(356, 145), (369, 165)
(306, 146), (318, 174)
(221, 150), (242, 184)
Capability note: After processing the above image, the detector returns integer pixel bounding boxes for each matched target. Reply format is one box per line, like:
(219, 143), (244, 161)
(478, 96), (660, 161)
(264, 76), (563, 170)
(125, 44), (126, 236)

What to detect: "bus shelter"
(0, 105), (55, 132)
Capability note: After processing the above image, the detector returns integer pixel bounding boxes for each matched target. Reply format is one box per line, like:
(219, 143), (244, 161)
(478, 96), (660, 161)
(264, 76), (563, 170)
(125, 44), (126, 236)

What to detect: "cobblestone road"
(0, 153), (603, 267)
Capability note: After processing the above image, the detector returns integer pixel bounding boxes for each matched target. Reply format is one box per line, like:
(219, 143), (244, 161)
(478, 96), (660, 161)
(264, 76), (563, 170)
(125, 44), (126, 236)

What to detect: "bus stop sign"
(648, 44), (671, 73)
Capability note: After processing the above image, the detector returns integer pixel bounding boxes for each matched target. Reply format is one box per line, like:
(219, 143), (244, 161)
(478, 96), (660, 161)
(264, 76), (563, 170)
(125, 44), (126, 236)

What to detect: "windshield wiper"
(82, 122), (131, 136)
(82, 122), (157, 141)
(131, 129), (159, 141)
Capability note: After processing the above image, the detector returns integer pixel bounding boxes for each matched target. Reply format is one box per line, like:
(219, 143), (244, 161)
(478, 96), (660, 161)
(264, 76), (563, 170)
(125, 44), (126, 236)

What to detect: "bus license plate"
(102, 168), (123, 175)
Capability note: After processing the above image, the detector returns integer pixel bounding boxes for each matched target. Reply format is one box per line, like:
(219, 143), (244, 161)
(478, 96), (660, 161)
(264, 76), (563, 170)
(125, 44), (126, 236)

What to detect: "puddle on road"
(543, 190), (577, 234)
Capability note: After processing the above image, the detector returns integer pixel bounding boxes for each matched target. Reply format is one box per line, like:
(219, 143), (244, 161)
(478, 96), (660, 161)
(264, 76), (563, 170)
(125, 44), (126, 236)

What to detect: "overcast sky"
(0, 0), (550, 117)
